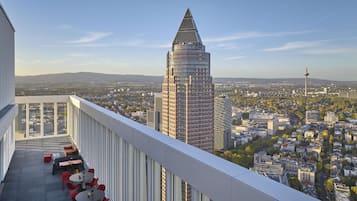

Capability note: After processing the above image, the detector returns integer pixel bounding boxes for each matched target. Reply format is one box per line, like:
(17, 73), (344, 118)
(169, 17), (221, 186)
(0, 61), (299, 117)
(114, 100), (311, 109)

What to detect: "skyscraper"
(162, 8), (214, 153)
(214, 95), (232, 150)
(161, 9), (214, 201)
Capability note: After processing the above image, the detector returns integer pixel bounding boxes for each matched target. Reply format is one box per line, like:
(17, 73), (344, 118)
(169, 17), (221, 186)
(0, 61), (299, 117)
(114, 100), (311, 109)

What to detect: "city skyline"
(2, 0), (357, 81)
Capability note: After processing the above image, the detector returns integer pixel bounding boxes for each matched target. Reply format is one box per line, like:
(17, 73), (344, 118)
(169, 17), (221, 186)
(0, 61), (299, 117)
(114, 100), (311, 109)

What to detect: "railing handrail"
(69, 95), (318, 201)
(14, 95), (318, 201)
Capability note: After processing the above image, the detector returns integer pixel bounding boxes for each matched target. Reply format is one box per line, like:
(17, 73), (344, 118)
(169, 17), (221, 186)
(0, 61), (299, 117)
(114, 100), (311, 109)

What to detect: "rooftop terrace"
(0, 136), (73, 201)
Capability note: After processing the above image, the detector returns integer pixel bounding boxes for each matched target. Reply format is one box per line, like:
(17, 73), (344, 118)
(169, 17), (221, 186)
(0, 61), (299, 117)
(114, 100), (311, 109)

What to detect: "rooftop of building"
(0, 136), (73, 201)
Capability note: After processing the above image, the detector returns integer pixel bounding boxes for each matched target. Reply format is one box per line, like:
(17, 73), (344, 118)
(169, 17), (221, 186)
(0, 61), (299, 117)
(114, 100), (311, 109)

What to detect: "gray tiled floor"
(0, 137), (73, 201)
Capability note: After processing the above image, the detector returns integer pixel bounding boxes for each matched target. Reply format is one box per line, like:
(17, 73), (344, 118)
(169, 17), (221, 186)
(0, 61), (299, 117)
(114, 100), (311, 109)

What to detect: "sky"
(2, 0), (357, 81)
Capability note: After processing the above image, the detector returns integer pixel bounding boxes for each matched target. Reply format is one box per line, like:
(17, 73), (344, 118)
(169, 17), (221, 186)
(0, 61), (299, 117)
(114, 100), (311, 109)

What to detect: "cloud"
(16, 58), (66, 65)
(303, 48), (356, 55)
(215, 43), (240, 50)
(263, 41), (323, 52)
(224, 56), (245, 61)
(68, 32), (112, 44)
(204, 30), (311, 43)
(71, 40), (171, 48)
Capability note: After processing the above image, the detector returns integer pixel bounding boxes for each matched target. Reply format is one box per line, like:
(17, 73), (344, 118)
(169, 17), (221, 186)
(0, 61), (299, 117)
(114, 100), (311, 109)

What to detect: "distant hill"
(15, 72), (357, 86)
(16, 72), (163, 85)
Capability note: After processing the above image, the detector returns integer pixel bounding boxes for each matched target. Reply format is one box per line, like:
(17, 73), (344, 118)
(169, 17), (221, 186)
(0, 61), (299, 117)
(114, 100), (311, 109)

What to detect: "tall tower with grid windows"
(161, 8), (214, 201)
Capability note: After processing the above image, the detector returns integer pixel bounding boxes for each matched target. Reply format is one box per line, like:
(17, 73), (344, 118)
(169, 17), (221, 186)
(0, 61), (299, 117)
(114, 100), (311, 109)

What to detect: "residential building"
(267, 116), (279, 135)
(214, 95), (232, 150)
(297, 167), (315, 185)
(252, 151), (284, 183)
(324, 111), (338, 125)
(334, 183), (351, 201)
(306, 110), (320, 124)
(0, 5), (16, 182)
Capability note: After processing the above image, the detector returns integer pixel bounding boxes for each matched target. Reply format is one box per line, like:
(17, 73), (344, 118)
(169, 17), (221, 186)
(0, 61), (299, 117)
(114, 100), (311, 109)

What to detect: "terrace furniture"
(70, 171), (94, 189)
(52, 155), (84, 175)
(86, 178), (98, 188)
(67, 182), (81, 190)
(88, 168), (95, 174)
(61, 171), (71, 190)
(97, 184), (105, 191)
(64, 144), (79, 156)
(75, 189), (105, 201)
(43, 152), (52, 163)
(70, 189), (80, 201)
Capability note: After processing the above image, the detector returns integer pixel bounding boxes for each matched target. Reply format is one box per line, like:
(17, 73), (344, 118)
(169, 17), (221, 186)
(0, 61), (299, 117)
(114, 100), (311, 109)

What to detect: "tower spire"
(173, 8), (202, 45)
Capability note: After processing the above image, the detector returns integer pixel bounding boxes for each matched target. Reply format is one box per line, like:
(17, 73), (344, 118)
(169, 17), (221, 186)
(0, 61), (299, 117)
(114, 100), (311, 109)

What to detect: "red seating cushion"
(70, 189), (79, 200)
(97, 184), (105, 191)
(43, 152), (52, 163)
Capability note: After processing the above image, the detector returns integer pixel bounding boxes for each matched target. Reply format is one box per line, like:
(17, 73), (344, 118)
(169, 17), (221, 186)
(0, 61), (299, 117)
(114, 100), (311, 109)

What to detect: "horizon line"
(14, 71), (357, 82)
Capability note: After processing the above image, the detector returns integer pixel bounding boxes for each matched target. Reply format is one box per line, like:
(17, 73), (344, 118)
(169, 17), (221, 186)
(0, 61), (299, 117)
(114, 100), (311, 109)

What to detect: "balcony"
(1, 95), (318, 201)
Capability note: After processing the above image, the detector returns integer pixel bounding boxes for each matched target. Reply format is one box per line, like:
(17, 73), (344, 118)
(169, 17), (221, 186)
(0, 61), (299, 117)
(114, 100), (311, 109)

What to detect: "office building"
(214, 95), (232, 150)
(147, 93), (162, 131)
(162, 9), (214, 152)
(161, 9), (214, 201)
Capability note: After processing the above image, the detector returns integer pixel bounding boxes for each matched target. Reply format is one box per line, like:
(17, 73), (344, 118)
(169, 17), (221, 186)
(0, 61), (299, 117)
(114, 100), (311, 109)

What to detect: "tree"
(351, 186), (357, 201)
(223, 150), (232, 161)
(317, 159), (323, 171)
(296, 134), (302, 141)
(324, 164), (331, 171)
(289, 176), (302, 191)
(322, 130), (329, 139)
(352, 113), (357, 119)
(282, 133), (289, 139)
(245, 145), (253, 154)
(325, 178), (334, 192)
(329, 135), (334, 145)
(338, 113), (346, 121)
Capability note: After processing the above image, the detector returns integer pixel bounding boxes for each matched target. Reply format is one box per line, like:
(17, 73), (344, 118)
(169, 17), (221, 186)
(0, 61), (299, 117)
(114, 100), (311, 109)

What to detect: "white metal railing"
(15, 95), (319, 201)
(15, 96), (69, 140)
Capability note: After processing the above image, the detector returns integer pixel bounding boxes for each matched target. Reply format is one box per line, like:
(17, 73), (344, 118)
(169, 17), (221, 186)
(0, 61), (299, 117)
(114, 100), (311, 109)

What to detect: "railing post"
(25, 103), (29, 138)
(54, 102), (58, 135)
(40, 102), (44, 137)
(173, 175), (182, 201)
(191, 187), (200, 201)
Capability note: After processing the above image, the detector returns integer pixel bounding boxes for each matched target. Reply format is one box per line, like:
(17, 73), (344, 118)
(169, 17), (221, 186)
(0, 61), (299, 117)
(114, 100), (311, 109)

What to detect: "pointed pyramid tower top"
(173, 8), (202, 45)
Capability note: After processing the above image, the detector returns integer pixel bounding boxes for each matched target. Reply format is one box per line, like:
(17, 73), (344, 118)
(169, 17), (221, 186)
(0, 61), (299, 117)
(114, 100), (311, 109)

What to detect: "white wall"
(0, 5), (15, 182)
(0, 122), (15, 181)
(0, 6), (15, 111)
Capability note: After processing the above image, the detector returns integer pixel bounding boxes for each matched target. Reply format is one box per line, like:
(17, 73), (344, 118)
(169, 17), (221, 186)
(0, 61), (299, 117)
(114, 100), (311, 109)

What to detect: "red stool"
(43, 152), (52, 163)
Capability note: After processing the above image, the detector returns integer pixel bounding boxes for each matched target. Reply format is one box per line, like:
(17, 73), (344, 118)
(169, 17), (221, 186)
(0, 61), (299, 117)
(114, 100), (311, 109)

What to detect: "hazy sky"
(2, 0), (357, 80)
